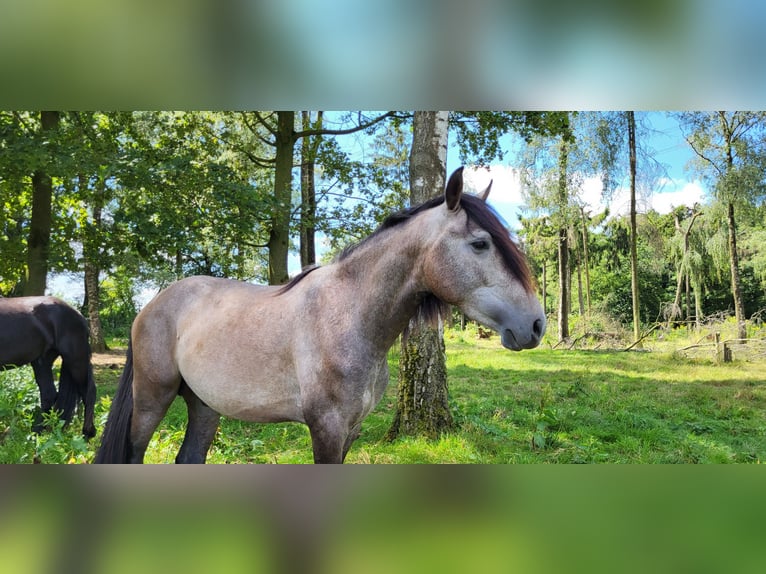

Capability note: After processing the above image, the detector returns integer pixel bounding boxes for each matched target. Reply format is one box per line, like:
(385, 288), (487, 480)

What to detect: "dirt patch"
(92, 348), (127, 369)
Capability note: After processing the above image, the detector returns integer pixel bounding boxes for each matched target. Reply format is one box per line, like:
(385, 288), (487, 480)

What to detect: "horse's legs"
(306, 411), (350, 464)
(80, 372), (97, 438)
(129, 374), (180, 464)
(342, 422), (362, 462)
(30, 358), (56, 432)
(64, 357), (97, 438)
(176, 383), (220, 464)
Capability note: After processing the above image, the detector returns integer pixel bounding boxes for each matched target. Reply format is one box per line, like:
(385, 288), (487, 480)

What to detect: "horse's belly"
(182, 369), (305, 424)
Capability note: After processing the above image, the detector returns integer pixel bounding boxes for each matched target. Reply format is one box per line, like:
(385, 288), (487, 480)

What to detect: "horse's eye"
(471, 239), (490, 252)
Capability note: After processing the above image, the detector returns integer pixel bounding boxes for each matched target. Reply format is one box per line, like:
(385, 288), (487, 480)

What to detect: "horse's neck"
(332, 226), (426, 348)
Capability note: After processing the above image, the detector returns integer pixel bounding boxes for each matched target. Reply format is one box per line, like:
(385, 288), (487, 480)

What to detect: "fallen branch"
(623, 324), (661, 352)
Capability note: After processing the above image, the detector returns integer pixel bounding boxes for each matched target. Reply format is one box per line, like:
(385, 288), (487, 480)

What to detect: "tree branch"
(249, 111), (279, 139)
(240, 112), (277, 147)
(294, 111), (398, 139)
(214, 125), (276, 168)
(683, 133), (724, 178)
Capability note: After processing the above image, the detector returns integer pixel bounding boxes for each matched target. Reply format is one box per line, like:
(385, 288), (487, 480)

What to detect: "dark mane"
(278, 194), (534, 295)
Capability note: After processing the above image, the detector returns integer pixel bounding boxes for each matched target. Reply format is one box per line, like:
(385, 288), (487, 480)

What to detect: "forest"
(1, 111), (765, 347)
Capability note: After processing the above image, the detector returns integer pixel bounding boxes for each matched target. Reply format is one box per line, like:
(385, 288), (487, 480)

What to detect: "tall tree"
(69, 111), (131, 352)
(299, 111), (323, 268)
(81, 173), (108, 351)
(581, 111), (663, 342)
(627, 111), (641, 343)
(269, 111), (295, 285)
(679, 111), (766, 340)
(23, 111), (60, 295)
(520, 114), (575, 342)
(556, 131), (571, 340)
(387, 111), (452, 440)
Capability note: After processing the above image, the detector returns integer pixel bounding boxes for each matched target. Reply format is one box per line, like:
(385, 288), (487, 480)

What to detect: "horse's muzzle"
(501, 317), (545, 351)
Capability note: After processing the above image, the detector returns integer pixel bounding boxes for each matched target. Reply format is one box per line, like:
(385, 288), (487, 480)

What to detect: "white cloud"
(462, 165), (524, 204)
(578, 175), (707, 217)
(650, 180), (707, 214)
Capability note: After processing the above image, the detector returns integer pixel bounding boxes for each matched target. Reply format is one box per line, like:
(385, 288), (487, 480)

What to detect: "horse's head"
(419, 167), (546, 350)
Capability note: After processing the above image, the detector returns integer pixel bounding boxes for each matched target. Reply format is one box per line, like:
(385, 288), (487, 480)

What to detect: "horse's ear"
(479, 180), (492, 202)
(445, 167), (464, 212)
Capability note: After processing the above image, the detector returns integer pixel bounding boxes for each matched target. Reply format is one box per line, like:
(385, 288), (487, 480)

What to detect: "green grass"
(2, 326), (766, 463)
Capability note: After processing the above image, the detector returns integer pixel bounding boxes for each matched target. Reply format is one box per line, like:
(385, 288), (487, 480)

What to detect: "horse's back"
(0, 296), (85, 366)
(137, 276), (277, 329)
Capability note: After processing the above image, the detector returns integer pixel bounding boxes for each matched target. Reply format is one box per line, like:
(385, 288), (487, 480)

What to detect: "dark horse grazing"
(0, 296), (97, 438)
(96, 168), (546, 463)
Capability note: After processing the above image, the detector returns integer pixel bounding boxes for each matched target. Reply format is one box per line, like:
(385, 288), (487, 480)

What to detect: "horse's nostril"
(533, 318), (544, 338)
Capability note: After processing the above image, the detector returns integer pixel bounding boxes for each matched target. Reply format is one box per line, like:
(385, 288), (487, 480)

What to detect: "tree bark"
(387, 111), (452, 441)
(268, 111), (296, 285)
(300, 111), (322, 269)
(82, 174), (107, 352)
(23, 111), (60, 296)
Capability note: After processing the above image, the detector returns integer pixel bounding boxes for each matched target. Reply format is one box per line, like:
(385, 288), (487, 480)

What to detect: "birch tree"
(387, 111), (452, 440)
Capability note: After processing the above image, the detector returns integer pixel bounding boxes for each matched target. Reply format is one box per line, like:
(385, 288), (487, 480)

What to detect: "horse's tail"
(55, 336), (98, 439)
(53, 359), (80, 428)
(94, 340), (134, 463)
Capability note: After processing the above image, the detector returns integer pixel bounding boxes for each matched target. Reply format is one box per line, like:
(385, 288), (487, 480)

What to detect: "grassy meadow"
(1, 323), (765, 464)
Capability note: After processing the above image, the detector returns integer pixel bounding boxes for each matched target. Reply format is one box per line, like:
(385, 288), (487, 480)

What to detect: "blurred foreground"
(0, 466), (763, 574)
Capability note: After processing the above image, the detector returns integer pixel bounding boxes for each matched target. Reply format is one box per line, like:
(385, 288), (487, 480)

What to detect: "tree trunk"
(83, 175), (107, 353)
(576, 255), (585, 320)
(268, 111), (295, 285)
(627, 111), (641, 344)
(24, 111), (60, 296)
(727, 200), (747, 340)
(719, 113), (747, 340)
(693, 280), (703, 331)
(580, 207), (592, 318)
(84, 259), (106, 352)
(300, 111), (322, 269)
(557, 137), (570, 341)
(387, 111), (452, 441)
(684, 273), (691, 324)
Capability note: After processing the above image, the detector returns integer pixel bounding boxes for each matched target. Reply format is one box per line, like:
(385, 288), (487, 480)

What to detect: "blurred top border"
(1, 0), (764, 110)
